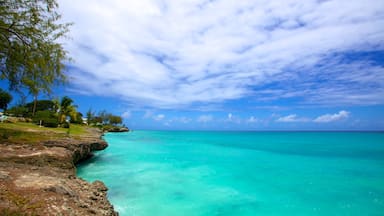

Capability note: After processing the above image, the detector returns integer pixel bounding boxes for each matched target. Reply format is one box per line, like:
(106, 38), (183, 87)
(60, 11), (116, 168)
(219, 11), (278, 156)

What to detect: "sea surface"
(77, 131), (384, 216)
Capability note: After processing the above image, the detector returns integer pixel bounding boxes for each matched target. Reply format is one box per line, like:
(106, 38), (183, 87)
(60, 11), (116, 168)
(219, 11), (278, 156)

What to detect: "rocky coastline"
(0, 127), (118, 215)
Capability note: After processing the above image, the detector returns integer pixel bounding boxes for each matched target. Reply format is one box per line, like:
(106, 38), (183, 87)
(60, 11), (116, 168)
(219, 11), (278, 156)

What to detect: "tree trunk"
(32, 94), (37, 116)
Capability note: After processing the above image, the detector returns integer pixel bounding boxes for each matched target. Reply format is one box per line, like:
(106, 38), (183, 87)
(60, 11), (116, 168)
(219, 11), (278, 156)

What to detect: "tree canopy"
(0, 88), (12, 112)
(58, 96), (77, 124)
(25, 99), (55, 113)
(0, 0), (71, 95)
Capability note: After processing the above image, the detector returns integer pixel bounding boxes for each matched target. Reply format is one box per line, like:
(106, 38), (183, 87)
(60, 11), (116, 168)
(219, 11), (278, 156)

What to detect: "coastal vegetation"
(0, 0), (126, 132)
(0, 88), (12, 112)
(0, 0), (72, 116)
(1, 94), (127, 132)
(0, 1), (121, 215)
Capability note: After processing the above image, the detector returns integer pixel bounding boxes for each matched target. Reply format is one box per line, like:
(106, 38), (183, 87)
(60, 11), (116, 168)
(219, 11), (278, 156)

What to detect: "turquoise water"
(77, 131), (384, 215)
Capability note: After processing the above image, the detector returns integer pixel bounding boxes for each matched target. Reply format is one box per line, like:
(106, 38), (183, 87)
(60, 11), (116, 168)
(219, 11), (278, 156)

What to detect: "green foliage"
(109, 115), (122, 125)
(58, 96), (77, 124)
(42, 118), (59, 128)
(92, 116), (103, 125)
(70, 111), (83, 124)
(7, 99), (55, 117)
(33, 110), (58, 128)
(0, 88), (12, 111)
(86, 108), (94, 125)
(101, 124), (113, 132)
(96, 110), (122, 125)
(25, 99), (55, 113)
(0, 0), (71, 96)
(60, 96), (73, 110)
(6, 105), (28, 117)
(61, 121), (70, 128)
(98, 110), (110, 125)
(86, 109), (123, 127)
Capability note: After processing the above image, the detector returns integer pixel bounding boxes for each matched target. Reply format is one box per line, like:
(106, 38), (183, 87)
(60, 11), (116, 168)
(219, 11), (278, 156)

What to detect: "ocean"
(77, 131), (384, 215)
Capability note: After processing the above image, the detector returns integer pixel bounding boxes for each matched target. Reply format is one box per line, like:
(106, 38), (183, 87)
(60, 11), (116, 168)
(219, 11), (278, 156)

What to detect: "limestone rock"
(0, 127), (118, 215)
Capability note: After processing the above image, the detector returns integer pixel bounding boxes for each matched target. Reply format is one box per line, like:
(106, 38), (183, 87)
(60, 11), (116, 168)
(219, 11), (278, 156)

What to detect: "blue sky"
(4, 0), (384, 130)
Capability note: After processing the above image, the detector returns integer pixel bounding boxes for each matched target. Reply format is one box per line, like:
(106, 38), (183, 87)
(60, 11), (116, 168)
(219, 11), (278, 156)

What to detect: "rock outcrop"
(104, 126), (129, 133)
(0, 127), (118, 215)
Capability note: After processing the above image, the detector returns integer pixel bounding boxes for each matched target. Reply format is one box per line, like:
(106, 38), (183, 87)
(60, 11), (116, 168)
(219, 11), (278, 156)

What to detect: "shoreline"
(0, 126), (118, 215)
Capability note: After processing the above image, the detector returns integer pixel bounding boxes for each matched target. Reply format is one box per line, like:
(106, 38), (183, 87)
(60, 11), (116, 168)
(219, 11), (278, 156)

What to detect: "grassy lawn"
(0, 122), (89, 145)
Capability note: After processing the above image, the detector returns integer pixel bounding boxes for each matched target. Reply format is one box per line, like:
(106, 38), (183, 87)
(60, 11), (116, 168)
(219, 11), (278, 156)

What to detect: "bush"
(43, 119), (59, 128)
(7, 106), (29, 117)
(33, 111), (58, 128)
(61, 122), (70, 128)
(102, 124), (113, 132)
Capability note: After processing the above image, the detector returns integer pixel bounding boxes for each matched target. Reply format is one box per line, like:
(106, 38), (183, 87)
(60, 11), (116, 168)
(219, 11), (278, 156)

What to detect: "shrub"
(7, 106), (29, 117)
(33, 111), (58, 128)
(102, 124), (113, 132)
(61, 122), (70, 128)
(43, 119), (59, 128)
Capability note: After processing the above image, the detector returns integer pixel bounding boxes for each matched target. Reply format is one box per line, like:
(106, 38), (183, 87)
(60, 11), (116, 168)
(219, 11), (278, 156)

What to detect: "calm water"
(77, 131), (384, 215)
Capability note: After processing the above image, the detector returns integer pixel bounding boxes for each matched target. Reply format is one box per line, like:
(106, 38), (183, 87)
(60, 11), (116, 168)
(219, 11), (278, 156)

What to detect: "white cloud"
(276, 111), (350, 123)
(225, 113), (241, 124)
(153, 114), (165, 121)
(121, 111), (131, 119)
(197, 115), (213, 123)
(59, 0), (384, 108)
(276, 114), (309, 123)
(314, 110), (350, 123)
(247, 116), (258, 123)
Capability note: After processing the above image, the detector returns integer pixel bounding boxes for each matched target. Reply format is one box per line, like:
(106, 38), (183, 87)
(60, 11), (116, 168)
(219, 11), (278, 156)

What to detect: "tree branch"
(0, 26), (31, 46)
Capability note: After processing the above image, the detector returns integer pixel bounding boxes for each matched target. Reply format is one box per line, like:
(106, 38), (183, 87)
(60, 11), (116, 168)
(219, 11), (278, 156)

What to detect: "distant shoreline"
(120, 129), (384, 133)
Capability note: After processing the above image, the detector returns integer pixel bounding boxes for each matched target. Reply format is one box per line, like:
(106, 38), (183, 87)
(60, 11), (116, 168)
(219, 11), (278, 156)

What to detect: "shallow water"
(77, 131), (384, 215)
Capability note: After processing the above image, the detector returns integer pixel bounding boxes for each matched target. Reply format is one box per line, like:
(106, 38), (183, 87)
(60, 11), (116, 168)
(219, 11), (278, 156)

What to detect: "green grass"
(0, 122), (89, 144)
(0, 122), (85, 134)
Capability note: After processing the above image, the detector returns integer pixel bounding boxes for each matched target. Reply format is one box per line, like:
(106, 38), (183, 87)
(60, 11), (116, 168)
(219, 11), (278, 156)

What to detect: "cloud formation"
(276, 114), (309, 123)
(314, 110), (350, 123)
(59, 0), (384, 108)
(121, 111), (131, 119)
(247, 116), (259, 123)
(277, 110), (350, 123)
(197, 115), (213, 123)
(153, 114), (165, 121)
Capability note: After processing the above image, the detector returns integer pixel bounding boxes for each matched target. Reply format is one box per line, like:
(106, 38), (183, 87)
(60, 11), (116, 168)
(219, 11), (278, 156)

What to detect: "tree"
(0, 0), (71, 115)
(7, 105), (28, 117)
(98, 110), (111, 125)
(70, 111), (83, 124)
(86, 108), (95, 125)
(58, 96), (77, 125)
(33, 110), (58, 127)
(0, 88), (12, 112)
(109, 115), (122, 125)
(52, 97), (60, 114)
(25, 99), (55, 113)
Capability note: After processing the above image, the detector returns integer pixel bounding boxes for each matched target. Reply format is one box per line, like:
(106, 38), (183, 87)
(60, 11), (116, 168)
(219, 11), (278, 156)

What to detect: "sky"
(5, 0), (384, 130)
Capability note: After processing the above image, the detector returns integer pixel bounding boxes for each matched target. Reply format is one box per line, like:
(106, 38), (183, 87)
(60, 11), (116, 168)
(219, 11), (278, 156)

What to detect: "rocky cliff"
(0, 127), (118, 215)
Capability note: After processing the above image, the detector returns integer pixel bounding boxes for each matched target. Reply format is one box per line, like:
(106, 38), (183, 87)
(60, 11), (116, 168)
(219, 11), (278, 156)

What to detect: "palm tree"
(58, 96), (77, 125)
